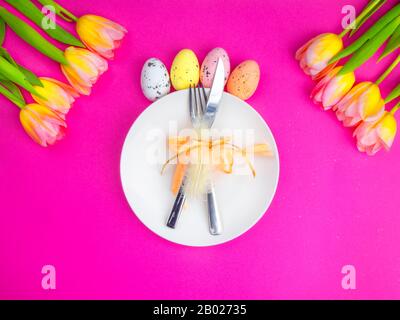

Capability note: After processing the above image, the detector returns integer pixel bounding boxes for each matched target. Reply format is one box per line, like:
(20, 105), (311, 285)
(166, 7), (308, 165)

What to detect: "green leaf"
(18, 64), (43, 87)
(338, 16), (400, 75)
(0, 79), (25, 103)
(0, 55), (40, 96)
(0, 18), (5, 45)
(5, 0), (84, 47)
(0, 47), (43, 86)
(380, 24), (400, 59)
(0, 47), (17, 67)
(349, 0), (387, 37)
(0, 6), (68, 65)
(330, 3), (400, 64)
(0, 81), (25, 107)
(385, 83), (400, 103)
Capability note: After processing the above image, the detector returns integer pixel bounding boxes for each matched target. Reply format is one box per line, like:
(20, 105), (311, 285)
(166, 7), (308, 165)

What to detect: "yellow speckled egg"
(170, 49), (200, 90)
(227, 60), (260, 100)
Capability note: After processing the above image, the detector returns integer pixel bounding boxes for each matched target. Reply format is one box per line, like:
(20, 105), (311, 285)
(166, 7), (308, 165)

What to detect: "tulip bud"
(20, 104), (67, 147)
(296, 33), (343, 78)
(32, 77), (78, 118)
(353, 111), (397, 155)
(61, 47), (108, 95)
(76, 15), (127, 59)
(311, 66), (355, 110)
(335, 82), (385, 127)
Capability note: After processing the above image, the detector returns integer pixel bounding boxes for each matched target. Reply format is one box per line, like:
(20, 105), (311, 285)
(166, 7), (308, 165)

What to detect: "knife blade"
(203, 58), (225, 128)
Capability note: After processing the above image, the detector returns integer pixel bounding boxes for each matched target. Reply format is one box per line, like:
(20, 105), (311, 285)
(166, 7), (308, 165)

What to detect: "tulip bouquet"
(0, 0), (126, 146)
(296, 0), (400, 156)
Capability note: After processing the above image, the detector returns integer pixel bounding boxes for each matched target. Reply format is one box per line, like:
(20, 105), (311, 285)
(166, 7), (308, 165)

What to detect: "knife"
(203, 58), (225, 235)
(167, 59), (225, 233)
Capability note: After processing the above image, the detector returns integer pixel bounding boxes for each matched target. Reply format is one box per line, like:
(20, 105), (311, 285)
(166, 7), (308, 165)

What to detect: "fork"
(166, 84), (206, 229)
(167, 84), (223, 235)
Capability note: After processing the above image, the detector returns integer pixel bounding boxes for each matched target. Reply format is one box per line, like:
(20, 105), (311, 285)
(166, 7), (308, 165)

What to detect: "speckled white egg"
(141, 58), (171, 101)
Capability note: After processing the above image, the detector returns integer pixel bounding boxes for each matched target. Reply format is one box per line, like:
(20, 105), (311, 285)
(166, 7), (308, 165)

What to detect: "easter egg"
(170, 49), (199, 90)
(227, 60), (260, 100)
(141, 58), (171, 101)
(200, 47), (230, 88)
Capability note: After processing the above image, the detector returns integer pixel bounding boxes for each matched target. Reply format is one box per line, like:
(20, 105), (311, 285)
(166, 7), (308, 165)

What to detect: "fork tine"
(189, 84), (196, 123)
(199, 83), (208, 114)
(194, 84), (198, 118)
(196, 84), (202, 118)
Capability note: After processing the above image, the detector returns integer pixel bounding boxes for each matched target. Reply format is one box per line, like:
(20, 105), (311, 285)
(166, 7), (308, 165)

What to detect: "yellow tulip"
(353, 111), (397, 155)
(296, 33), (343, 78)
(76, 15), (127, 59)
(32, 77), (79, 118)
(311, 66), (355, 110)
(61, 47), (108, 95)
(20, 104), (66, 147)
(334, 82), (385, 127)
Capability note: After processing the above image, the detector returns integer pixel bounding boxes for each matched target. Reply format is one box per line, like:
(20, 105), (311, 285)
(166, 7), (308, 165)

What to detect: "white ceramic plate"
(120, 90), (279, 246)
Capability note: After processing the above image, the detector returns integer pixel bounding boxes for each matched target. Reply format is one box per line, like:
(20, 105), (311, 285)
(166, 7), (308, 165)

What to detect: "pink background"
(0, 0), (399, 299)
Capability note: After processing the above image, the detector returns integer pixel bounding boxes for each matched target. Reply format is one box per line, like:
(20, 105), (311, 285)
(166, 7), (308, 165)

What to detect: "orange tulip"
(334, 82), (385, 127)
(296, 33), (343, 78)
(20, 104), (67, 147)
(311, 66), (355, 110)
(61, 47), (108, 95)
(76, 15), (127, 59)
(32, 77), (78, 118)
(353, 111), (397, 155)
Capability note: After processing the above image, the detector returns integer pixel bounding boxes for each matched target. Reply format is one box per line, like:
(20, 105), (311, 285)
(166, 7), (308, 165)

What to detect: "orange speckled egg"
(227, 60), (260, 100)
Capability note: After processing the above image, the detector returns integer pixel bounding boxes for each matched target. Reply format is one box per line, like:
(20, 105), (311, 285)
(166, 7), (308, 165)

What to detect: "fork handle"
(166, 185), (186, 229)
(207, 183), (223, 235)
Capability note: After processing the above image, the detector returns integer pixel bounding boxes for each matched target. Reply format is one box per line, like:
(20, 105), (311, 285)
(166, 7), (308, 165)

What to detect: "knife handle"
(166, 184), (186, 229)
(207, 183), (223, 235)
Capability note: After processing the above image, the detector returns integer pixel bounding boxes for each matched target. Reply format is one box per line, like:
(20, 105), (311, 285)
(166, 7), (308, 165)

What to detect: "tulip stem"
(376, 55), (400, 85)
(0, 83), (25, 109)
(390, 103), (400, 115)
(339, 28), (350, 39)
